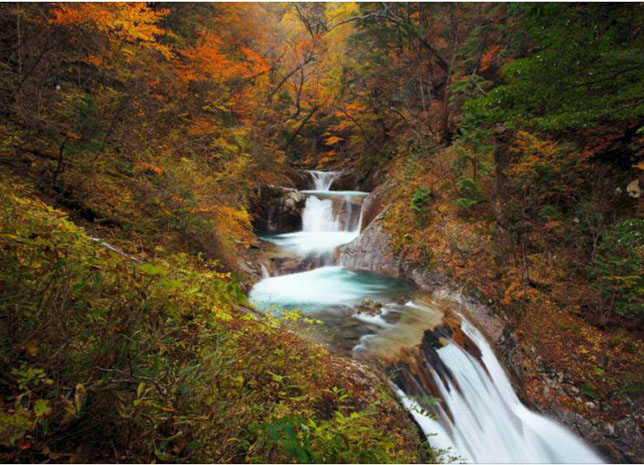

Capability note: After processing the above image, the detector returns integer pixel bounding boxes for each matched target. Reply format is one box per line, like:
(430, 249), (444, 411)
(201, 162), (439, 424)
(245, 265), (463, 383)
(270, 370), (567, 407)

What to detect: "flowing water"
(250, 171), (602, 463)
(258, 170), (364, 264)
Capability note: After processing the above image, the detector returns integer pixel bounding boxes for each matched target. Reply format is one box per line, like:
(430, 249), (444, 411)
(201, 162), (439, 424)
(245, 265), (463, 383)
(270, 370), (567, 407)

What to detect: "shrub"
(454, 178), (484, 210)
(410, 187), (432, 225)
(590, 219), (644, 318)
(256, 397), (403, 463)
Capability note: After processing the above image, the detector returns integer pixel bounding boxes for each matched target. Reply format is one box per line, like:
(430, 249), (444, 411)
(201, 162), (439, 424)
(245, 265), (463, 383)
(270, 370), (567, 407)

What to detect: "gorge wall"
(339, 189), (644, 463)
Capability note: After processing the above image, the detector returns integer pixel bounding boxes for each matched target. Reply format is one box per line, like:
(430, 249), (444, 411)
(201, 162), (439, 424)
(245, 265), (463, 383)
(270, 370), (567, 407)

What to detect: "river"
(249, 171), (603, 463)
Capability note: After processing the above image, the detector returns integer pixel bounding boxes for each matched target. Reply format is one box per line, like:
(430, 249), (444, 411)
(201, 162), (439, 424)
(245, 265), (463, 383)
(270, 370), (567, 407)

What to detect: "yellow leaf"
(25, 342), (38, 356)
(324, 135), (343, 146)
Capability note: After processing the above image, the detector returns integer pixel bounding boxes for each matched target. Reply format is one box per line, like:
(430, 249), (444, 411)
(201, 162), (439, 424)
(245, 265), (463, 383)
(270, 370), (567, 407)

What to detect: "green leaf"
(74, 383), (86, 413)
(139, 263), (165, 276)
(34, 399), (52, 418)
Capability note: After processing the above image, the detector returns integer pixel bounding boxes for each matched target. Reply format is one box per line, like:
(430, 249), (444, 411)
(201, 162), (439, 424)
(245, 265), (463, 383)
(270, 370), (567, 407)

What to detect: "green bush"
(454, 178), (484, 210)
(410, 187), (432, 225)
(590, 219), (644, 318)
(256, 394), (402, 464)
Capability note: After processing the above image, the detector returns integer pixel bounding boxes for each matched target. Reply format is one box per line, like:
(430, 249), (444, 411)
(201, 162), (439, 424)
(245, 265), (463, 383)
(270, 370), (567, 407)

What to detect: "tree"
(465, 4), (644, 131)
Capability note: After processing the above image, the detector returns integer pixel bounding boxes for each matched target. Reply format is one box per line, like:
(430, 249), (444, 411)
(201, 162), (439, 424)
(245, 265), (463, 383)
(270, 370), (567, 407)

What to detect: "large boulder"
(251, 185), (306, 233)
(339, 214), (401, 276)
(329, 170), (361, 191)
(359, 184), (387, 232)
(329, 165), (389, 192)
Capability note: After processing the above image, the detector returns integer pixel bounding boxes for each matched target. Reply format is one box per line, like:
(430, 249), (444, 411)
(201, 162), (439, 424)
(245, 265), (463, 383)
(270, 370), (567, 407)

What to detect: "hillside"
(1, 3), (643, 463)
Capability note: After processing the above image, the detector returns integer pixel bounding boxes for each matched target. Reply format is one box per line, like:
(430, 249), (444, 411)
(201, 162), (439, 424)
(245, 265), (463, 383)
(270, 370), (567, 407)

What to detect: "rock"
(339, 213), (402, 276)
(329, 167), (384, 192)
(329, 170), (361, 191)
(627, 179), (641, 198)
(613, 417), (644, 462)
(356, 299), (383, 316)
(250, 185), (306, 232)
(339, 210), (446, 290)
(363, 298), (382, 309)
(551, 402), (644, 462)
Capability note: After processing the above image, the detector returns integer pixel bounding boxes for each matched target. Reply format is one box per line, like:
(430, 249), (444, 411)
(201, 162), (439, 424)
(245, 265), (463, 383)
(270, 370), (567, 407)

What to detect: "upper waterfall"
(307, 170), (337, 191)
(258, 170), (366, 264)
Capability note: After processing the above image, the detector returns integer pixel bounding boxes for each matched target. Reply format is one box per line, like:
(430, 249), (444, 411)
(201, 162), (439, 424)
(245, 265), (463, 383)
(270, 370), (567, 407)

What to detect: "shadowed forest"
(0, 2), (643, 463)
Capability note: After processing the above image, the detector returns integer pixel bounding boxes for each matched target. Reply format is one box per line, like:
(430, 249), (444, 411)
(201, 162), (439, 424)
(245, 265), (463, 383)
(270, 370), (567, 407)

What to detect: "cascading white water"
(250, 171), (602, 463)
(259, 171), (365, 260)
(302, 170), (346, 233)
(308, 170), (337, 191)
(260, 264), (270, 279)
(384, 315), (604, 463)
(301, 196), (340, 232)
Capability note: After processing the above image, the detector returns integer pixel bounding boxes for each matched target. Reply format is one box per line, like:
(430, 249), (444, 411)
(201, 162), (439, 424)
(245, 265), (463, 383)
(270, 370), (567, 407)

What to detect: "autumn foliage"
(1, 2), (643, 462)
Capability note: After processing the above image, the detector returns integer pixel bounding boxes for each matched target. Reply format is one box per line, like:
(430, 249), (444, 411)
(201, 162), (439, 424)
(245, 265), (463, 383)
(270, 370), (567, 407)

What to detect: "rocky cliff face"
(338, 189), (644, 463)
(339, 210), (447, 290)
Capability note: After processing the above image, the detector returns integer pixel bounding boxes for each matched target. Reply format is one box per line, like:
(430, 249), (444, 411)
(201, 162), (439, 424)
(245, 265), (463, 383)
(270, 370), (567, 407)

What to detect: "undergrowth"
(0, 176), (424, 463)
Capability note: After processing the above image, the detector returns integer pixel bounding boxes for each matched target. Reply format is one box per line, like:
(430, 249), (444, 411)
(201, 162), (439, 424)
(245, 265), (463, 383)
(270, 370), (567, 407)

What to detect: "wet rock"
(238, 261), (254, 275)
(329, 170), (361, 191)
(339, 213), (402, 276)
(552, 402), (644, 462)
(393, 295), (408, 305)
(251, 185), (306, 232)
(356, 298), (383, 316)
(328, 167), (384, 192)
(627, 178), (641, 199)
(359, 185), (386, 231)
(531, 351), (644, 463)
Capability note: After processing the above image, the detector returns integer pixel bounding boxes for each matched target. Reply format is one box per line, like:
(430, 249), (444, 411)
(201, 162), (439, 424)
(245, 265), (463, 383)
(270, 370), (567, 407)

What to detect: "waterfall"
(301, 196), (340, 232)
(260, 264), (270, 279)
(391, 317), (603, 463)
(307, 170), (337, 191)
(301, 170), (364, 234)
(259, 170), (366, 262)
(250, 171), (602, 463)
